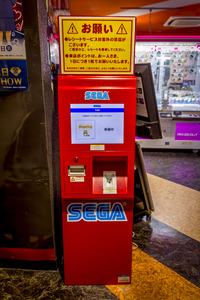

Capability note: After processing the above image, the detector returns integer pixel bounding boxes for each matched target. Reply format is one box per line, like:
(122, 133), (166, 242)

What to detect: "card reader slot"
(68, 165), (85, 176)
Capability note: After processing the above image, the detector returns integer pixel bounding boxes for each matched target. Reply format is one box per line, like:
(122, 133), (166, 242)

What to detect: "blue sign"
(0, 0), (28, 91)
(84, 91), (110, 100)
(0, 59), (28, 91)
(67, 202), (127, 222)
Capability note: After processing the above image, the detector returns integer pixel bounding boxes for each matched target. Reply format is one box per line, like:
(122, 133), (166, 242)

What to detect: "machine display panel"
(70, 104), (124, 144)
(136, 77), (148, 118)
(135, 63), (162, 139)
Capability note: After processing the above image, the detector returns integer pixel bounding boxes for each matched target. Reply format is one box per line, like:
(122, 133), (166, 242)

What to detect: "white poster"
(70, 104), (124, 144)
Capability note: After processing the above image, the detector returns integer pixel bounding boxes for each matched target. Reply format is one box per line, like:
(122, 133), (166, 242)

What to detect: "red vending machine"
(58, 16), (136, 285)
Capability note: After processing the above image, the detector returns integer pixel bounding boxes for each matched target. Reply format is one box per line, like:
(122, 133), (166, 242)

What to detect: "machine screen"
(70, 104), (124, 144)
(136, 77), (148, 118)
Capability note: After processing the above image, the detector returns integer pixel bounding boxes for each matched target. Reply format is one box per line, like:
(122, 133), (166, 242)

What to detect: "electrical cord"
(132, 231), (138, 249)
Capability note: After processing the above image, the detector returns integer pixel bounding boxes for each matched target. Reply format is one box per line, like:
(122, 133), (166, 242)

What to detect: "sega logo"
(84, 91), (110, 100)
(67, 202), (127, 222)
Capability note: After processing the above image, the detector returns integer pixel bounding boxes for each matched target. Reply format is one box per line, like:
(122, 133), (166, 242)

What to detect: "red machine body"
(58, 75), (136, 285)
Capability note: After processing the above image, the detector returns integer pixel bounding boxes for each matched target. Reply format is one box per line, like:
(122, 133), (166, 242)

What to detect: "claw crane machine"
(135, 38), (200, 150)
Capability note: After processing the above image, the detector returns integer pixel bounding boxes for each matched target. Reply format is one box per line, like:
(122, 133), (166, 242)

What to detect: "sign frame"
(59, 16), (136, 75)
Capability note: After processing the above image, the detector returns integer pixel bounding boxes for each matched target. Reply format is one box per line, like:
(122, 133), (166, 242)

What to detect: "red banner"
(13, 0), (24, 32)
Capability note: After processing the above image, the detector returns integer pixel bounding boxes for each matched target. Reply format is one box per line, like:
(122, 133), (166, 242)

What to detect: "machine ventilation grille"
(164, 16), (200, 27)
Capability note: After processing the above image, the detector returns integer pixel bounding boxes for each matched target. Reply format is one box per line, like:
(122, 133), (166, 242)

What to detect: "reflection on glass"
(136, 42), (200, 112)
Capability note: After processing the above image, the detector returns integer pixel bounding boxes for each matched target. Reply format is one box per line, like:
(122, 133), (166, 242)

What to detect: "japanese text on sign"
(59, 17), (136, 75)
(0, 0), (28, 91)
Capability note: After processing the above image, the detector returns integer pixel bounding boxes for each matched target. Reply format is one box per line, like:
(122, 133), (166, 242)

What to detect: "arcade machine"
(135, 39), (200, 150)
(135, 63), (162, 140)
(57, 16), (136, 285)
(133, 63), (160, 221)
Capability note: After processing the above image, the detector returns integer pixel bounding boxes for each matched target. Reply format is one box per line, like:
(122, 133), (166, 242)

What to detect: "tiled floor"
(134, 218), (200, 288)
(108, 248), (200, 300)
(108, 150), (200, 299)
(0, 151), (200, 299)
(143, 150), (200, 191)
(147, 174), (200, 241)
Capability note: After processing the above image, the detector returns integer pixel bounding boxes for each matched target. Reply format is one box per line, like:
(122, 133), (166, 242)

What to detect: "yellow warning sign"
(117, 24), (127, 35)
(67, 23), (78, 34)
(59, 16), (136, 75)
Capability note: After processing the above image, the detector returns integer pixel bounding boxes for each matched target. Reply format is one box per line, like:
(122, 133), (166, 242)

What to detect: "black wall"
(0, 0), (54, 255)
